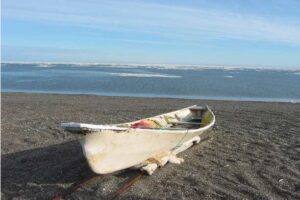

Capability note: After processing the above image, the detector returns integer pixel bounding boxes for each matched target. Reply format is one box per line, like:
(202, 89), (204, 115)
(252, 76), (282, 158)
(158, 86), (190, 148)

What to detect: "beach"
(1, 92), (300, 199)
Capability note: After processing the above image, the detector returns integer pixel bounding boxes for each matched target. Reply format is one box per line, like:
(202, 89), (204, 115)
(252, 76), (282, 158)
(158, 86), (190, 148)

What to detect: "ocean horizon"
(2, 62), (300, 103)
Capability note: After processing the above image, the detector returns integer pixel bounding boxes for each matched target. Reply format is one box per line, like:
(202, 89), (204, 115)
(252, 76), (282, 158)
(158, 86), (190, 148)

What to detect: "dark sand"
(1, 93), (300, 200)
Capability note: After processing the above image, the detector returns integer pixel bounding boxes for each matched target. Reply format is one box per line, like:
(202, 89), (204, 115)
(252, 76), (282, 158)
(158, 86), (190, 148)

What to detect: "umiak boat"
(62, 105), (215, 175)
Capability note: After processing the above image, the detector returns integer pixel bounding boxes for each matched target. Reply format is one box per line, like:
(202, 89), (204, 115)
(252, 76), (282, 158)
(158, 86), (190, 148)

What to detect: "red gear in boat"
(131, 121), (155, 128)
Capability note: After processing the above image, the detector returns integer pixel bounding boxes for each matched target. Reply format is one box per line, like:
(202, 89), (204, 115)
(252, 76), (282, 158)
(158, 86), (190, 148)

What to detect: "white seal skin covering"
(62, 105), (215, 175)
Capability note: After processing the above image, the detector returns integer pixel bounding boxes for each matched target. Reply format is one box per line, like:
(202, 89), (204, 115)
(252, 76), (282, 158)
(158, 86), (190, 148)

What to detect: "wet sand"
(1, 92), (300, 199)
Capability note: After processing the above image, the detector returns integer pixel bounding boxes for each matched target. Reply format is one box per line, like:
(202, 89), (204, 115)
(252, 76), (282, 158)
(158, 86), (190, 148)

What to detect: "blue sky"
(2, 0), (300, 67)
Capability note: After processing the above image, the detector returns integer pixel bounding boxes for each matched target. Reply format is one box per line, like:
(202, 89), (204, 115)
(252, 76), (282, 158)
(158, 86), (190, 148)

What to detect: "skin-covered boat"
(62, 105), (215, 175)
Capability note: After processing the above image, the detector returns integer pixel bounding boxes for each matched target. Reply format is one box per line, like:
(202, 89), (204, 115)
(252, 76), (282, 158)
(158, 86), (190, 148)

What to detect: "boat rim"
(119, 105), (216, 134)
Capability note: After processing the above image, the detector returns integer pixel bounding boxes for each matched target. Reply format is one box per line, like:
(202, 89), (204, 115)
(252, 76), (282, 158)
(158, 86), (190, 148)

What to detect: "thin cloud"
(3, 0), (300, 45)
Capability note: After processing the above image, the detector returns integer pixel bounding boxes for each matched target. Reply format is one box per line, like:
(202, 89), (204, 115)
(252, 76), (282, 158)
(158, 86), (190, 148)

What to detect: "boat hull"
(63, 105), (215, 174)
(80, 128), (206, 174)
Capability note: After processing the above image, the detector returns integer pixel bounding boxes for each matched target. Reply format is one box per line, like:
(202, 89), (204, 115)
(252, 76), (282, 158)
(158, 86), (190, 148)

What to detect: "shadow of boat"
(1, 140), (96, 199)
(1, 140), (144, 199)
(2, 140), (93, 185)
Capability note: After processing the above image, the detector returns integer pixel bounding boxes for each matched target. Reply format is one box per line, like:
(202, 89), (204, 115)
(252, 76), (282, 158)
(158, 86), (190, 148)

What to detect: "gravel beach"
(1, 92), (300, 199)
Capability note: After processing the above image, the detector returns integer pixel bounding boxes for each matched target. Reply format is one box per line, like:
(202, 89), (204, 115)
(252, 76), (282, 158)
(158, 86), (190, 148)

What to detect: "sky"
(2, 0), (300, 67)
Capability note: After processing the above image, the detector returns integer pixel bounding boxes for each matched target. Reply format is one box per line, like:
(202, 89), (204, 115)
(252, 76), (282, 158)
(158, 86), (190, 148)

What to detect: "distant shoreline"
(2, 61), (300, 71)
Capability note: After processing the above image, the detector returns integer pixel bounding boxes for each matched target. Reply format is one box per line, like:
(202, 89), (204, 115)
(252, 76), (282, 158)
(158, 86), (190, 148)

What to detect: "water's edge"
(2, 90), (299, 103)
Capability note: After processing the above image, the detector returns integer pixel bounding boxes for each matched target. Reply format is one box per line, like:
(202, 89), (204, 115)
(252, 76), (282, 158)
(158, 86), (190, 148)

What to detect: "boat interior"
(121, 106), (213, 130)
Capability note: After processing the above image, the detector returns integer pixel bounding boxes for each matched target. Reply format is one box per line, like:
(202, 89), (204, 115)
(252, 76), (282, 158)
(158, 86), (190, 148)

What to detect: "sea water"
(2, 63), (300, 102)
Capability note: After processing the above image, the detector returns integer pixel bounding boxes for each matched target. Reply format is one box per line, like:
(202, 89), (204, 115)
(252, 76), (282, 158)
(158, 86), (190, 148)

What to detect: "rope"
(175, 128), (189, 149)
